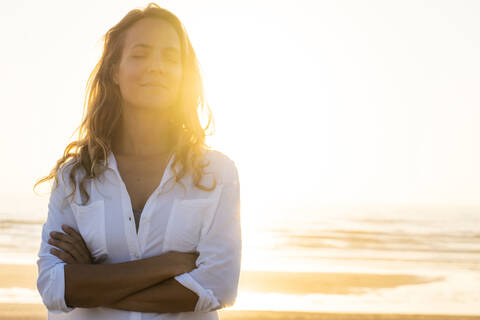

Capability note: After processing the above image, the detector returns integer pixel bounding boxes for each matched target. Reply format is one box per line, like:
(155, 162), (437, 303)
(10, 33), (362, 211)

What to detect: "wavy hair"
(33, 2), (217, 206)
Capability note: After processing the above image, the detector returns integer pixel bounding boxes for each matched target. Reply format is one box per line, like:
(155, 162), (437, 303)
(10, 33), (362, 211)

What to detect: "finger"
(51, 237), (91, 264)
(61, 225), (84, 242)
(50, 248), (76, 264)
(48, 238), (79, 261)
(61, 225), (91, 262)
(50, 231), (90, 262)
(50, 231), (75, 245)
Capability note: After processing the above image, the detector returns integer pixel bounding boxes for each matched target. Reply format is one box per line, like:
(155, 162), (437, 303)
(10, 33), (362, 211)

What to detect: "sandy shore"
(1, 304), (479, 320)
(238, 270), (443, 295)
(1, 264), (38, 289)
(1, 264), (478, 320)
(1, 264), (444, 295)
(219, 310), (480, 320)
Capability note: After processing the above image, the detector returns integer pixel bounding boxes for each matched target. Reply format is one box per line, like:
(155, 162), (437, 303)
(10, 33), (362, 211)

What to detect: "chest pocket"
(163, 198), (218, 252)
(70, 199), (109, 263)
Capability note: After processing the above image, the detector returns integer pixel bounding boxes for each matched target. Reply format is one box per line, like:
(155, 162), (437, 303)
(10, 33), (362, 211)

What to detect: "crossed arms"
(36, 160), (241, 315)
(63, 254), (198, 313)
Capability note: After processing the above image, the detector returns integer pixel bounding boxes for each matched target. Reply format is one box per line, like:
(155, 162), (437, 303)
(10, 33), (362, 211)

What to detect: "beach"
(2, 264), (479, 320)
(2, 304), (480, 320)
(2, 203), (480, 317)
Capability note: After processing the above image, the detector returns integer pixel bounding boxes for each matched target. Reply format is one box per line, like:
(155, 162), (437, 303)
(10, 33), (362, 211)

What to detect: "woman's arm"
(49, 225), (200, 309)
(52, 225), (198, 313)
(104, 277), (199, 313)
(64, 252), (180, 308)
(172, 159), (242, 312)
(49, 225), (199, 309)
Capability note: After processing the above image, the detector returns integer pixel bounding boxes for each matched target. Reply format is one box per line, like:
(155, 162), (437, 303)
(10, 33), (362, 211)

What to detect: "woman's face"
(113, 18), (183, 112)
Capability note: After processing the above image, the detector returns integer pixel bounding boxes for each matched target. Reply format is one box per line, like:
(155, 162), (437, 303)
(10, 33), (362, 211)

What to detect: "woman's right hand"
(164, 250), (200, 275)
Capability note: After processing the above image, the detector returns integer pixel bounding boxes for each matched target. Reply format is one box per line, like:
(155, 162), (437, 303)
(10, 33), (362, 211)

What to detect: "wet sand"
(238, 270), (443, 295)
(1, 304), (479, 320)
(1, 264), (478, 320)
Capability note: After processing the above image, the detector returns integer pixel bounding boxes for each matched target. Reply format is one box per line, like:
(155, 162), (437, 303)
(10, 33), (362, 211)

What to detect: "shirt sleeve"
(36, 169), (77, 314)
(174, 159), (242, 312)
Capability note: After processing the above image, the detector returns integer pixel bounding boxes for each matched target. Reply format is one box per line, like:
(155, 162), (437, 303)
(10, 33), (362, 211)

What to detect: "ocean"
(1, 198), (479, 315)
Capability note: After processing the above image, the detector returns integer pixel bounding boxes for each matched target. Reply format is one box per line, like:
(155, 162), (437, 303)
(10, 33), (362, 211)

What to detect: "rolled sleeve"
(174, 160), (242, 312)
(45, 264), (75, 313)
(174, 273), (221, 312)
(36, 169), (77, 314)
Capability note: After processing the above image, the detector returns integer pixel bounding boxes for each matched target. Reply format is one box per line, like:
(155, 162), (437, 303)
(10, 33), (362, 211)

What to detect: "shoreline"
(238, 270), (442, 295)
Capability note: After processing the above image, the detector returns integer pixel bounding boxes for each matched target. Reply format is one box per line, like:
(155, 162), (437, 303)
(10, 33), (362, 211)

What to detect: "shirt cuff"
(174, 273), (221, 312)
(49, 263), (76, 314)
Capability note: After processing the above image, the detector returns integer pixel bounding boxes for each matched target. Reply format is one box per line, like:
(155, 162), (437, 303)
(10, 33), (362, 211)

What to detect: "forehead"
(123, 18), (181, 51)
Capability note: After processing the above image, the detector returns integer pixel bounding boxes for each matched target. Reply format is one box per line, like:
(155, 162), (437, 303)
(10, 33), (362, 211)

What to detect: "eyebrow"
(131, 43), (180, 54)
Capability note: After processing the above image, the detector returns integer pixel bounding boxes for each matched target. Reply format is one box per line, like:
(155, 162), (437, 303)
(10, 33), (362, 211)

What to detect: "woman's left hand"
(48, 224), (94, 264)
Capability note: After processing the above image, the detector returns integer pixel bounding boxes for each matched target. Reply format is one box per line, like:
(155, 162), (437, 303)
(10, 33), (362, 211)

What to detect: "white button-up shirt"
(36, 150), (242, 319)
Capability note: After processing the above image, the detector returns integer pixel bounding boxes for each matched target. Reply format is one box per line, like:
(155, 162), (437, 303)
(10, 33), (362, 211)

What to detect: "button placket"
(107, 150), (176, 261)
(120, 186), (141, 260)
(137, 187), (163, 254)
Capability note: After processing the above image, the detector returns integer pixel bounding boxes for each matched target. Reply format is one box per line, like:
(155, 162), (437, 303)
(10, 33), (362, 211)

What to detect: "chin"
(137, 101), (172, 111)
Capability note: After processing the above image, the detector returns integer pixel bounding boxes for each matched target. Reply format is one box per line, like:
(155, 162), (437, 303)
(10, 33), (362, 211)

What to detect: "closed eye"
(167, 56), (179, 63)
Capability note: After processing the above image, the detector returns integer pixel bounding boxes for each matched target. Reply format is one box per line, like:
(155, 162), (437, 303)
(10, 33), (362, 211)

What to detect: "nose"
(147, 54), (165, 73)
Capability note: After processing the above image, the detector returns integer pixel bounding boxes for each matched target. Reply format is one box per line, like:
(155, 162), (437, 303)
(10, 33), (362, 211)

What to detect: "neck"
(112, 103), (175, 157)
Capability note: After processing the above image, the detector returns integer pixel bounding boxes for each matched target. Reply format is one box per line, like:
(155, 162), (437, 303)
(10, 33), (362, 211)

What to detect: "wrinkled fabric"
(36, 150), (242, 319)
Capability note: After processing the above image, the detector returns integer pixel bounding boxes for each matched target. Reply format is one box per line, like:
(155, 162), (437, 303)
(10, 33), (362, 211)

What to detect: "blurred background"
(1, 0), (479, 318)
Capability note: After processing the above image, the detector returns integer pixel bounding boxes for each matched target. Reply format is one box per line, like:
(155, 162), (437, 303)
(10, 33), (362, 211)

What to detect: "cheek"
(121, 63), (144, 84)
(118, 66), (145, 100)
(168, 67), (183, 92)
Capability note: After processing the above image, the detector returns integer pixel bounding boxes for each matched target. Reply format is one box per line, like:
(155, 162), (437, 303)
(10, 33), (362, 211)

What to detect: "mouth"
(141, 82), (168, 89)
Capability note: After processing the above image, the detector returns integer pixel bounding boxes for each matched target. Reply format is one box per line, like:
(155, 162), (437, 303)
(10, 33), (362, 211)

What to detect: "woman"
(34, 3), (242, 319)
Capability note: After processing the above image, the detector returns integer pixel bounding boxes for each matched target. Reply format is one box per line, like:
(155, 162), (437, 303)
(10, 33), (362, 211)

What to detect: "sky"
(1, 0), (479, 222)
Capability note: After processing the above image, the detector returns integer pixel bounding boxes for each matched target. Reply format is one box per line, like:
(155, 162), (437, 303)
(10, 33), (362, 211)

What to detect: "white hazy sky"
(1, 0), (479, 221)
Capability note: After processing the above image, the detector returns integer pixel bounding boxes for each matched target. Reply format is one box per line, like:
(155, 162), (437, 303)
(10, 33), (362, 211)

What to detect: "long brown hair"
(33, 2), (217, 205)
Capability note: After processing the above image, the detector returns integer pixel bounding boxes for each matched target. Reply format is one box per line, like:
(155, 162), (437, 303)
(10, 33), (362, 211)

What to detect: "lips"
(141, 82), (167, 89)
